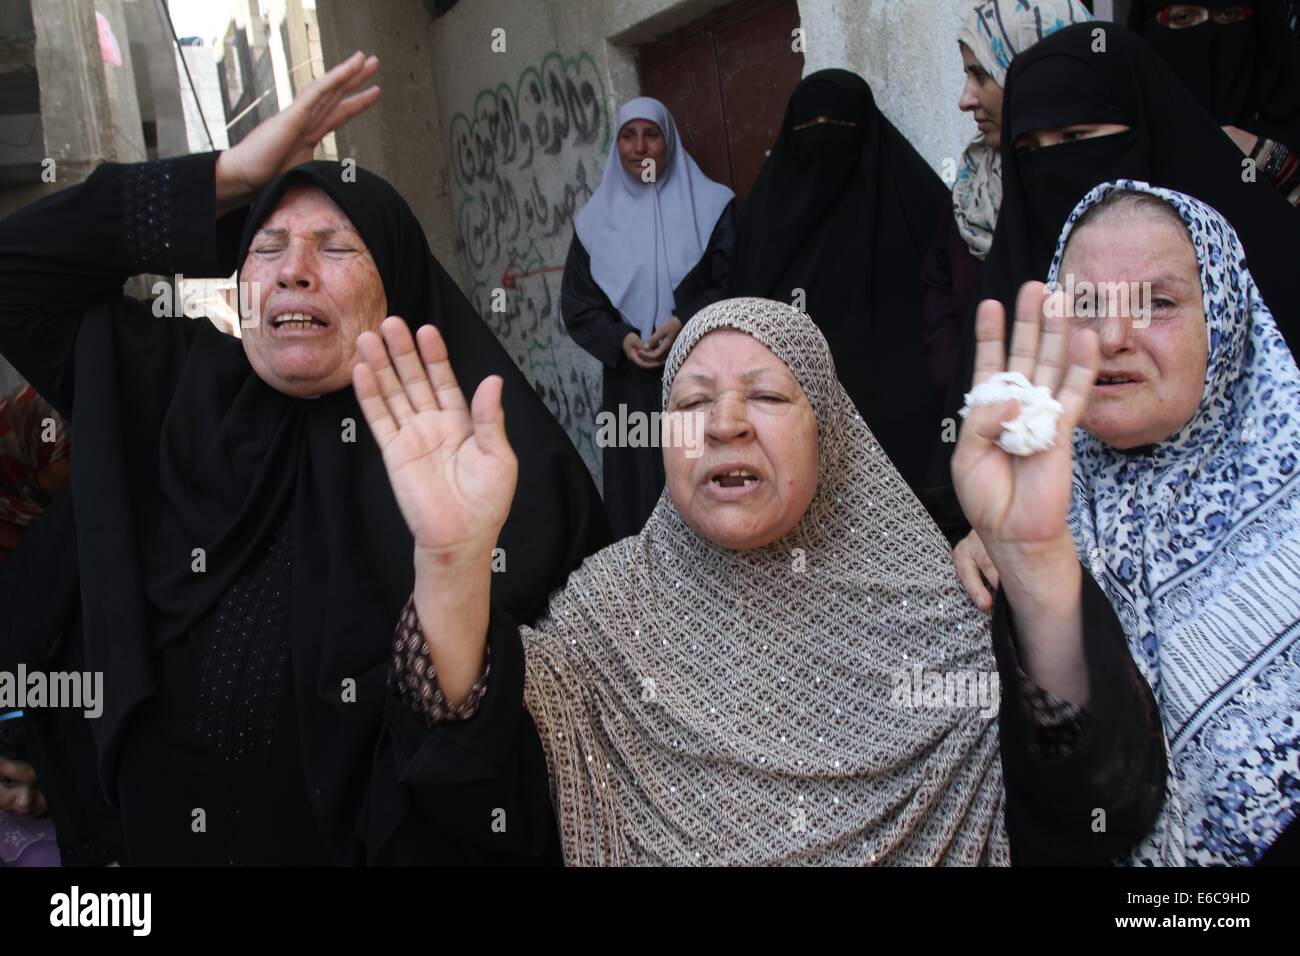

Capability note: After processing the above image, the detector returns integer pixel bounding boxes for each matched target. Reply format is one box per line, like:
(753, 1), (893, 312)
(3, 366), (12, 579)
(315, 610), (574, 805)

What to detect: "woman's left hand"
(643, 316), (683, 365)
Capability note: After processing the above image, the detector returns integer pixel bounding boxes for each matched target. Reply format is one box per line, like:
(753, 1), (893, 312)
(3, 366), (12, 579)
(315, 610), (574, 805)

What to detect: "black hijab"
(70, 161), (607, 858)
(924, 22), (1300, 536)
(1128, 0), (1300, 145)
(989, 21), (1300, 347)
(729, 70), (949, 491)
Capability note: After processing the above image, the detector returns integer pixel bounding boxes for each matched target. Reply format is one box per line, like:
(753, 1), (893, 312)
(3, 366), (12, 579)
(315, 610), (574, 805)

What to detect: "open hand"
(952, 282), (1099, 558)
(353, 318), (517, 565)
(216, 51), (381, 211)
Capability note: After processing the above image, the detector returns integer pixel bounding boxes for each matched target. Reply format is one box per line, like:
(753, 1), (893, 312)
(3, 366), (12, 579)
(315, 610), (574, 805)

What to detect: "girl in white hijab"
(562, 98), (734, 539)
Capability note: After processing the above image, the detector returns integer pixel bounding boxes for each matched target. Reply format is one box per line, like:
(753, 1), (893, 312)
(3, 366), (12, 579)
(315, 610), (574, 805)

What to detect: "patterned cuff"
(1017, 667), (1091, 761)
(1253, 138), (1300, 205)
(392, 595), (490, 727)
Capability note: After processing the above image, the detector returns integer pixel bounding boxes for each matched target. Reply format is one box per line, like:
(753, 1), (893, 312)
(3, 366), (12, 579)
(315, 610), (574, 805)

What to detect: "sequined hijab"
(519, 298), (1008, 865)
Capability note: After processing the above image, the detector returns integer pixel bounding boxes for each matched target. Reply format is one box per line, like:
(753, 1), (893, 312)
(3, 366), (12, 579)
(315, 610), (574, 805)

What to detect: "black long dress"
(727, 71), (950, 498)
(561, 204), (734, 540)
(0, 153), (608, 864)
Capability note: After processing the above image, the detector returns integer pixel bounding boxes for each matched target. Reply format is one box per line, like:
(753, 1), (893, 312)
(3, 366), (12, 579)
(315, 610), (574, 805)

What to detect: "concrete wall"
(121, 0), (187, 157)
(800, 0), (973, 183)
(178, 40), (229, 152)
(96, 0), (147, 162)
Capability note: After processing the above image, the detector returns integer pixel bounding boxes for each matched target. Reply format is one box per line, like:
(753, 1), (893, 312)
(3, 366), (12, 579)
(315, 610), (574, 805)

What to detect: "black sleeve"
(0, 152), (249, 417)
(674, 201), (735, 322)
(991, 568), (1167, 865)
(920, 206), (959, 393)
(368, 609), (560, 865)
(560, 235), (638, 369)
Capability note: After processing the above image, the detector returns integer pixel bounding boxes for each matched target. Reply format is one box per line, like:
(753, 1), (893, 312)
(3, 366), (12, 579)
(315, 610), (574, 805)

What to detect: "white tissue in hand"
(959, 371), (1063, 456)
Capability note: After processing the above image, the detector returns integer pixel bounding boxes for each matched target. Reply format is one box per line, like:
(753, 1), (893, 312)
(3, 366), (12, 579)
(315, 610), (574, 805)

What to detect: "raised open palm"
(353, 318), (517, 562)
(220, 51), (381, 199)
(952, 282), (1100, 550)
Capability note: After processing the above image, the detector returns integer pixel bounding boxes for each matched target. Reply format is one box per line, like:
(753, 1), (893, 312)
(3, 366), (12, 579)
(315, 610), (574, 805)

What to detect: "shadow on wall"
(449, 50), (612, 481)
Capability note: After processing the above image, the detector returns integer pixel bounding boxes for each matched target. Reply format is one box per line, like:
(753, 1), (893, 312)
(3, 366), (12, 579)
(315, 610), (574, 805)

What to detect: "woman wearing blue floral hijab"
(955, 179), (1300, 864)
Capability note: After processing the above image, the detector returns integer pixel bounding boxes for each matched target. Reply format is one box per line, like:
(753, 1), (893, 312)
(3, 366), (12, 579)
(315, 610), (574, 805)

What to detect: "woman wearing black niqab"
(1128, 0), (1300, 204)
(728, 70), (949, 496)
(0, 55), (606, 864)
(923, 22), (1300, 538)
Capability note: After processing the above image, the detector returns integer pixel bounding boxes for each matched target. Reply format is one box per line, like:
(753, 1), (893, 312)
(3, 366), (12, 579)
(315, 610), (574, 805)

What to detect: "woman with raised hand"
(927, 20), (1300, 540)
(954, 180), (1300, 864)
(0, 51), (607, 865)
(563, 98), (734, 539)
(355, 295), (1166, 865)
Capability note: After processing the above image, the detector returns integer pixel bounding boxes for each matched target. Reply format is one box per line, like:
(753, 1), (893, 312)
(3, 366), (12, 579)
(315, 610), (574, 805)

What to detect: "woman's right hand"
(354, 318), (517, 566)
(951, 282), (1097, 560)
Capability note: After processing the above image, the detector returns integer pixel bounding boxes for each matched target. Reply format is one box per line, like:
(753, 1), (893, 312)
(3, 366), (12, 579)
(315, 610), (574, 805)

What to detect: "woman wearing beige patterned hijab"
(954, 0), (1093, 258)
(351, 297), (1159, 865)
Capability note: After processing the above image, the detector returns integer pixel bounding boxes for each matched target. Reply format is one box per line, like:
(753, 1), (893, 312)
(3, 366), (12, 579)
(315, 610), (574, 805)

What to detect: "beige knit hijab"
(521, 298), (1008, 865)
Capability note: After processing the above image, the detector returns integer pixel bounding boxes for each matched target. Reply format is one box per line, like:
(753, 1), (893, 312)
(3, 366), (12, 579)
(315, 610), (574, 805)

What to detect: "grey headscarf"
(519, 297), (1008, 865)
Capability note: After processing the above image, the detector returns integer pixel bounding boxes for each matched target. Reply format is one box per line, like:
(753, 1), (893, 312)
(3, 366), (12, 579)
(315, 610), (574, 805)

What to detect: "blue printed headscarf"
(1049, 180), (1300, 866)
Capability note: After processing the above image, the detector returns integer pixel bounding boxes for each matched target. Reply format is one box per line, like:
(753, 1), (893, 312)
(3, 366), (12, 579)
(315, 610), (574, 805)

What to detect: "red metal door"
(639, 0), (804, 204)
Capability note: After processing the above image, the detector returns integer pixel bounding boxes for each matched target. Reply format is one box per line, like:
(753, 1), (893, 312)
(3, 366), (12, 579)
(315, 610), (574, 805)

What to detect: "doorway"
(637, 0), (804, 204)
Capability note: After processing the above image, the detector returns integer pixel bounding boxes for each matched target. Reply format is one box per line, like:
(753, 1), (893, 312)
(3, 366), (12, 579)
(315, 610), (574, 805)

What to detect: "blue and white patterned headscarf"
(1048, 180), (1300, 866)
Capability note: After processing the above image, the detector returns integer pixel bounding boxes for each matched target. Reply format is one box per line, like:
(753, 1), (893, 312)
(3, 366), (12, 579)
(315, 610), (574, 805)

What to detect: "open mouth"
(710, 468), (760, 488)
(1096, 372), (1141, 386)
(272, 311), (328, 329)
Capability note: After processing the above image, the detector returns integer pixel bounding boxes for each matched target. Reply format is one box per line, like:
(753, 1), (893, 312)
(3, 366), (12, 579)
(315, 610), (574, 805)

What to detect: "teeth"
(276, 312), (320, 327)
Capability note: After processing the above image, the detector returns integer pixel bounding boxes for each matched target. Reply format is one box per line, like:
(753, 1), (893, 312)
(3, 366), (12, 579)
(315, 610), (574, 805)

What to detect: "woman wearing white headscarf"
(347, 296), (1166, 866)
(954, 180), (1300, 865)
(562, 98), (734, 539)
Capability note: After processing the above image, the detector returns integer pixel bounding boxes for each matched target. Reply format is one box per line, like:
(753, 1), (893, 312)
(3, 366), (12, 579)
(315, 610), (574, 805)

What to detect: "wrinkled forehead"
(670, 329), (801, 391)
(662, 299), (837, 421)
(251, 182), (365, 241)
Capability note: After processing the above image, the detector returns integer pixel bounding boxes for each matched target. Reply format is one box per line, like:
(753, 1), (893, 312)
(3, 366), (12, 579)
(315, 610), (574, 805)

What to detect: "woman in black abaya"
(1128, 0), (1300, 204)
(562, 98), (734, 540)
(924, 22), (1300, 538)
(729, 70), (949, 496)
(0, 54), (605, 864)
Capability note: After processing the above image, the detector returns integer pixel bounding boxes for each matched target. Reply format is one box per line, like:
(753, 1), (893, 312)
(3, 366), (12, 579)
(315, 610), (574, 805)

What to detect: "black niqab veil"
(72, 160), (607, 858)
(1128, 0), (1300, 145)
(729, 70), (949, 492)
(924, 22), (1300, 536)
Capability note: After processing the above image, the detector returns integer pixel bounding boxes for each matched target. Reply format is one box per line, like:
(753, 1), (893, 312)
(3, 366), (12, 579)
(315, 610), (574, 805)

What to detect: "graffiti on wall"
(449, 50), (611, 480)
